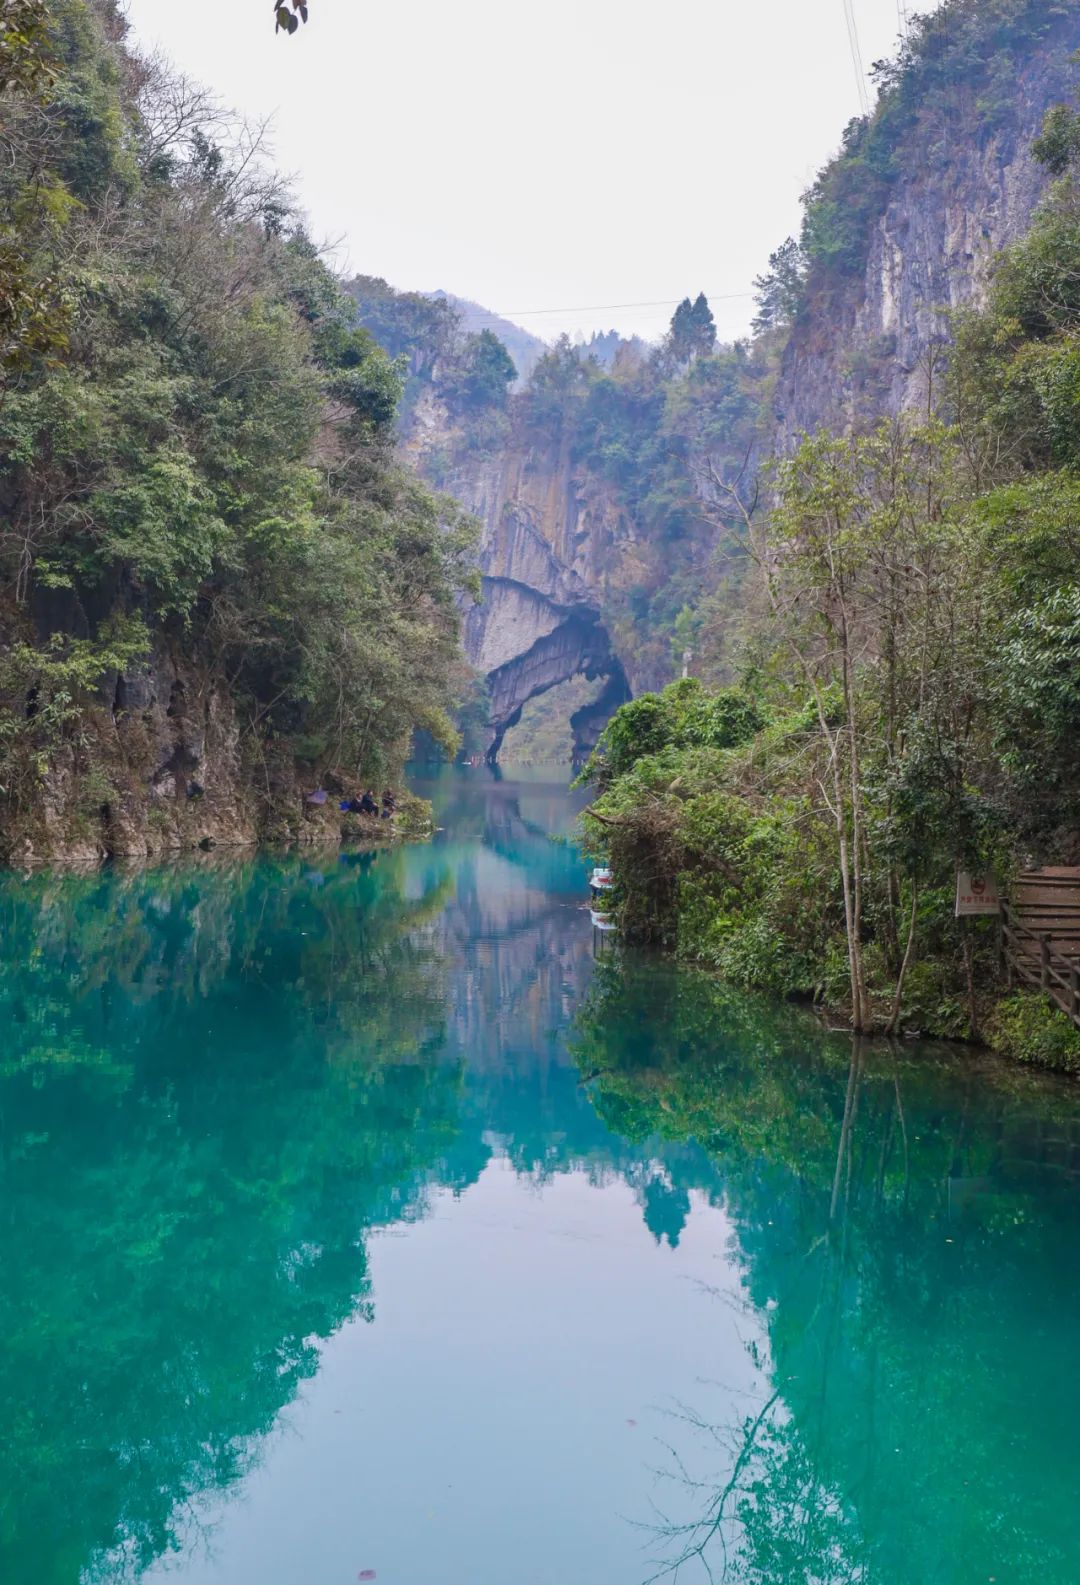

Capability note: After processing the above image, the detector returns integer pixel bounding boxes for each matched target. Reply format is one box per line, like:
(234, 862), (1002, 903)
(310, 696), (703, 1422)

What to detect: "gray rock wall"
(404, 14), (1080, 764)
(406, 394), (631, 760)
(775, 20), (1079, 444)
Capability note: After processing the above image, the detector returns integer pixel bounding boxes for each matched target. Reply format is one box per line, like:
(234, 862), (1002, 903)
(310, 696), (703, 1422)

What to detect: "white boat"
(589, 866), (614, 898)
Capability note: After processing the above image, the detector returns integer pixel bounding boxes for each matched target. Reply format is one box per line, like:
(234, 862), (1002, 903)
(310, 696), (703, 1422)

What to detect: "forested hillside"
(346, 0), (1080, 768)
(582, 56), (1080, 1058)
(347, 275), (771, 761)
(0, 0), (476, 861)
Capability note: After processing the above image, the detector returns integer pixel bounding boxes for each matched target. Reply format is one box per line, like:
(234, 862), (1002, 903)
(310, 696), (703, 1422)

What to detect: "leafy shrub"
(986, 991), (1080, 1071)
(583, 678), (764, 786)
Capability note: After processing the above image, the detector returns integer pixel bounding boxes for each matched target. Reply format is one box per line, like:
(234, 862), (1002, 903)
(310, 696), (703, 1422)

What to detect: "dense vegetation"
(580, 103), (1080, 1056)
(0, 0), (476, 857)
(345, 275), (519, 455)
(355, 276), (773, 694)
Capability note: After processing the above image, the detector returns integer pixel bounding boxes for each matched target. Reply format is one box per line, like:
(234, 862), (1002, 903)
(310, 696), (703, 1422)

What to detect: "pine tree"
(689, 292), (716, 355)
(668, 293), (715, 363)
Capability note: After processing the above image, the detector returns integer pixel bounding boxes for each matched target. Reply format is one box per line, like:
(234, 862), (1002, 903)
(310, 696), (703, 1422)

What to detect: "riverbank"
(577, 678), (1080, 1075)
(0, 700), (433, 868)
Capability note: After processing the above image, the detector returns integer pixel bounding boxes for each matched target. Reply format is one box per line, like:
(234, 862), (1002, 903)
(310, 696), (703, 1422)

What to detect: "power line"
(842, 0), (871, 116)
(493, 290), (755, 319)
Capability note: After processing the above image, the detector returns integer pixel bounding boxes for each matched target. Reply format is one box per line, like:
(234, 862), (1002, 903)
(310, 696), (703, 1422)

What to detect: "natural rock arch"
(471, 589), (629, 764)
(442, 439), (643, 765)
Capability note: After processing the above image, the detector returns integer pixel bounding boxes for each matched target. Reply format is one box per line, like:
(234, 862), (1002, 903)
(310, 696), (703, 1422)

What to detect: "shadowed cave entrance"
(484, 613), (630, 768)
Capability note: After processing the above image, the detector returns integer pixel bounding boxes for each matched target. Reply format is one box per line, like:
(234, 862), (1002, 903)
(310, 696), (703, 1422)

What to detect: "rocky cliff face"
(405, 391), (633, 763)
(7, 638), (405, 866)
(775, 14), (1079, 444)
(406, 4), (1080, 766)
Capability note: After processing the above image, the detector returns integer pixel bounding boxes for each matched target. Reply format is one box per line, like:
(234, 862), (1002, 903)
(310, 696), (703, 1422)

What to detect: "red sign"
(955, 870), (1000, 916)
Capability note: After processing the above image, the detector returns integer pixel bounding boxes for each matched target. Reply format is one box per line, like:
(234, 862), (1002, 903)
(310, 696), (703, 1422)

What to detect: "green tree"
(0, 0), (478, 854)
(668, 291), (716, 363)
(442, 328), (516, 413)
(752, 237), (806, 331)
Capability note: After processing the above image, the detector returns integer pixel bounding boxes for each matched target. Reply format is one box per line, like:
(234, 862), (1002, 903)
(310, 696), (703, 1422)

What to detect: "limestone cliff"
(775, 4), (1080, 443)
(392, 1), (1080, 766)
(404, 390), (635, 763)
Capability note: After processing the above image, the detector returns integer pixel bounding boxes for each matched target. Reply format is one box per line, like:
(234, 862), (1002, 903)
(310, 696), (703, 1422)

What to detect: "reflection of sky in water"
(4, 766), (1080, 1585)
(139, 770), (754, 1585)
(146, 1164), (756, 1585)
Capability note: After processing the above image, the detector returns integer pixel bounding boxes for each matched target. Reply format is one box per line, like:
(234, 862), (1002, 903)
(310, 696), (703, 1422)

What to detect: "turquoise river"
(3, 768), (1080, 1585)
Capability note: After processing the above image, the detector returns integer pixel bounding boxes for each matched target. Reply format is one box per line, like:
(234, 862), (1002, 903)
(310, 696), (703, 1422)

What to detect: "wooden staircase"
(1002, 868), (1080, 1030)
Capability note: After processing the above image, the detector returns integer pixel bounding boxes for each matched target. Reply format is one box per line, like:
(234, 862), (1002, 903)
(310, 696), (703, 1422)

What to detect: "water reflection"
(573, 961), (1080, 1584)
(0, 848), (462, 1584)
(1, 768), (1079, 1585)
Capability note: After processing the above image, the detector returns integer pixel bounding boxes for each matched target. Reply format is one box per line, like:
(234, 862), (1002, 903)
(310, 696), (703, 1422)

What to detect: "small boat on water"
(589, 866), (614, 900)
(588, 864), (617, 937)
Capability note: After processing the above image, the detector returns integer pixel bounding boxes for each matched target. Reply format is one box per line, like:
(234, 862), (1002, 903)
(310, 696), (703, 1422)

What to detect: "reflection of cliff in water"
(0, 795), (720, 1585)
(12, 769), (1079, 1585)
(410, 766), (593, 1073)
(409, 770), (722, 1209)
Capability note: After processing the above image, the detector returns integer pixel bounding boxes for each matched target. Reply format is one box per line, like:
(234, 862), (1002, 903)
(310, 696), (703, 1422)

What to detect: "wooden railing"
(1002, 867), (1080, 1029)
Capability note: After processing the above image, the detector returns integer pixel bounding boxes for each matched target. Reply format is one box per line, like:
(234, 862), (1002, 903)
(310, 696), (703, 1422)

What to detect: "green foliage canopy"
(0, 0), (479, 827)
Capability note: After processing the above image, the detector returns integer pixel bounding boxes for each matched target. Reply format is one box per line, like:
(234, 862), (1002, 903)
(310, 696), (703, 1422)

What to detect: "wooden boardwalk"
(1002, 868), (1080, 1030)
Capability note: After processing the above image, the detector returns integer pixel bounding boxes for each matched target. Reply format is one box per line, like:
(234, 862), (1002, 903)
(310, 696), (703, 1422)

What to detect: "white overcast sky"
(123, 0), (906, 345)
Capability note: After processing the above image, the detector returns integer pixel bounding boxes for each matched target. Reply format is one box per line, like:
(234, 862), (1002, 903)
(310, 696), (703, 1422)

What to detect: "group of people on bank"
(305, 787), (396, 819)
(340, 790), (395, 818)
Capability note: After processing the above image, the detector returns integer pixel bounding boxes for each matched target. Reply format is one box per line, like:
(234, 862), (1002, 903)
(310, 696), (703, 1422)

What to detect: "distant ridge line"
(490, 290), (756, 319)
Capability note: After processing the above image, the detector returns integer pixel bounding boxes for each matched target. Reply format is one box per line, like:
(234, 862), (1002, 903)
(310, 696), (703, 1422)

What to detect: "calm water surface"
(4, 766), (1080, 1585)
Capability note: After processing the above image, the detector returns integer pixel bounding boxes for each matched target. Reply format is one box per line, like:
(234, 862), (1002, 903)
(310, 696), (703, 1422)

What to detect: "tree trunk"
(886, 881), (919, 1036)
(830, 1040), (864, 1223)
(962, 926), (980, 1041)
(840, 611), (869, 1031)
